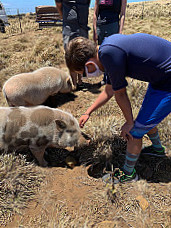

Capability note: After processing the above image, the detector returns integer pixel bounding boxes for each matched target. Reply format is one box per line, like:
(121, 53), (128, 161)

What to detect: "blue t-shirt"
(98, 33), (171, 92)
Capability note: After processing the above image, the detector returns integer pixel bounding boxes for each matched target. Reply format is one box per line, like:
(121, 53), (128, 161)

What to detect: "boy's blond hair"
(65, 37), (97, 72)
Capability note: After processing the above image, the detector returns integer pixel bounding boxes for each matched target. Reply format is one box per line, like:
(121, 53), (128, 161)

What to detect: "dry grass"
(0, 152), (44, 225)
(0, 0), (171, 227)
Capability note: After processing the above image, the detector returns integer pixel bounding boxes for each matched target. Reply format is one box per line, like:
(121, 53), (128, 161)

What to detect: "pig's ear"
(55, 120), (67, 130)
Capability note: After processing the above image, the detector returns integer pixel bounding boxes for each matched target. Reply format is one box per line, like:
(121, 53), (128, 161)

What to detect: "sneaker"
(76, 83), (86, 91)
(141, 145), (166, 157)
(102, 168), (138, 184)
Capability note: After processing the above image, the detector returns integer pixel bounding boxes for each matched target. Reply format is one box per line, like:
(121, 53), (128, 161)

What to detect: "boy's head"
(65, 37), (97, 72)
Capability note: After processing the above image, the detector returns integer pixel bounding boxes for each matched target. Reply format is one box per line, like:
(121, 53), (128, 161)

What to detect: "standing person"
(55, 0), (91, 90)
(93, 0), (127, 86)
(65, 33), (171, 184)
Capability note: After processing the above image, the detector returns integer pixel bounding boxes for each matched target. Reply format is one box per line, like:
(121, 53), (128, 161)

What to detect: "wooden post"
(17, 9), (22, 33)
(141, 2), (144, 19)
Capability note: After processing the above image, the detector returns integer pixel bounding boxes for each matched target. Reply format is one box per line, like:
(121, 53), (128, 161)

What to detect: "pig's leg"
(29, 146), (48, 167)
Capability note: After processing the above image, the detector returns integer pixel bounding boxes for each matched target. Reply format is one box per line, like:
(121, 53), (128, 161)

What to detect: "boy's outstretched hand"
(79, 114), (90, 128)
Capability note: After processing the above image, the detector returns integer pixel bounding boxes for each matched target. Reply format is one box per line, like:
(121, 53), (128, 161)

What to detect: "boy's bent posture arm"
(114, 87), (134, 140)
(79, 84), (114, 128)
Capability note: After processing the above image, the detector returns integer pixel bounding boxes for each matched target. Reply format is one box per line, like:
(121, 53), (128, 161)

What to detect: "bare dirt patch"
(7, 165), (104, 228)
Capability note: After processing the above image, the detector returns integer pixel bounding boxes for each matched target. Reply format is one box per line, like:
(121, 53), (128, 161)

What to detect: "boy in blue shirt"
(65, 33), (171, 183)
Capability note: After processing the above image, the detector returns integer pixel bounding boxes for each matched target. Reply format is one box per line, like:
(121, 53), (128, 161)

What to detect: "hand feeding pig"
(0, 106), (86, 167)
(2, 67), (74, 107)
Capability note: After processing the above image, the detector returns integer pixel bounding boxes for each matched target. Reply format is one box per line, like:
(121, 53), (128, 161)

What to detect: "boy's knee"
(130, 121), (151, 139)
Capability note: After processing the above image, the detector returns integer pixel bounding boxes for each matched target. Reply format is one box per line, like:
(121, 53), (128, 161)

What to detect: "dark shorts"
(97, 21), (119, 82)
(63, 25), (88, 50)
(97, 21), (119, 45)
(62, 2), (89, 50)
(130, 85), (171, 139)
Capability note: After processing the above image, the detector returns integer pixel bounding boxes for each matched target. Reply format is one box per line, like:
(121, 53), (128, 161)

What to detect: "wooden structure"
(35, 6), (63, 29)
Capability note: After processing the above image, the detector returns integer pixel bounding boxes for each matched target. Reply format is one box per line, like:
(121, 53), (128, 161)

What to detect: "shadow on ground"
(137, 153), (171, 183)
(42, 82), (102, 108)
(43, 135), (171, 184)
(42, 92), (78, 108)
(4, 135), (170, 184)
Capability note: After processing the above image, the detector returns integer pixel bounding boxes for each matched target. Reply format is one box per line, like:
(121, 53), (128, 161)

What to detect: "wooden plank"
(38, 22), (63, 28)
(36, 18), (62, 21)
(35, 5), (63, 28)
(35, 6), (58, 14)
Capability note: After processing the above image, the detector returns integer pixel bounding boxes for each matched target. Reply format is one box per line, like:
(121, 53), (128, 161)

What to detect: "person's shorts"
(97, 21), (119, 45)
(63, 25), (88, 50)
(130, 84), (171, 139)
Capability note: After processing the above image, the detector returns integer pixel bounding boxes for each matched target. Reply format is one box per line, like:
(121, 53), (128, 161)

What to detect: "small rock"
(136, 195), (149, 211)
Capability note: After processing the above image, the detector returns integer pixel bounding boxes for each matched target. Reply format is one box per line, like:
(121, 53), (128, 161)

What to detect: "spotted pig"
(2, 67), (74, 107)
(0, 106), (85, 166)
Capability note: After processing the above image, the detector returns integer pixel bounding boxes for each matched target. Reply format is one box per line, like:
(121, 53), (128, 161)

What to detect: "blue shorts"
(130, 85), (171, 139)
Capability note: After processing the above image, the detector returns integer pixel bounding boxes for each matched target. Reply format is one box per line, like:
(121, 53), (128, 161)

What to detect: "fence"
(1, 1), (171, 36)
(5, 8), (35, 16)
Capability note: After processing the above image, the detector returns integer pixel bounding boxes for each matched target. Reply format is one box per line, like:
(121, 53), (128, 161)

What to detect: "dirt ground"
(7, 166), (104, 228)
(0, 1), (171, 227)
(2, 85), (171, 228)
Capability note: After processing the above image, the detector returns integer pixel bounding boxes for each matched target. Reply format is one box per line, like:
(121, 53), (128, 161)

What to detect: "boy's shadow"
(85, 137), (171, 183)
(11, 135), (171, 184)
(136, 154), (171, 183)
(44, 136), (171, 184)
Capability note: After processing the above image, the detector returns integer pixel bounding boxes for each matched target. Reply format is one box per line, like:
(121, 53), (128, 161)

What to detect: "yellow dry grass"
(0, 0), (171, 227)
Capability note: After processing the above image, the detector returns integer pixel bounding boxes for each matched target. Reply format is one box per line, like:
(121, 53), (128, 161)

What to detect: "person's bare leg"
(144, 126), (164, 153)
(122, 137), (142, 176)
(127, 137), (142, 155)
(77, 74), (82, 85)
(147, 126), (157, 135)
(70, 71), (77, 90)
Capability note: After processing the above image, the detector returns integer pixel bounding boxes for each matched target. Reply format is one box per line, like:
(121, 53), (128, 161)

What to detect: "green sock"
(123, 151), (139, 176)
(148, 131), (164, 152)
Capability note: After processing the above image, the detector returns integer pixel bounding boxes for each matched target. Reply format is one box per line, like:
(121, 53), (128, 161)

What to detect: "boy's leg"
(130, 85), (171, 156)
(103, 137), (141, 184)
(148, 127), (163, 151)
(123, 137), (142, 176)
(131, 85), (171, 137)
(148, 127), (157, 134)
(141, 127), (165, 156)
(110, 85), (171, 184)
(77, 74), (82, 85)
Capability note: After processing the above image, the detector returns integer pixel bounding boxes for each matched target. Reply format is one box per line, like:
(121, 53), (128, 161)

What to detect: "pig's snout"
(78, 132), (91, 147)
